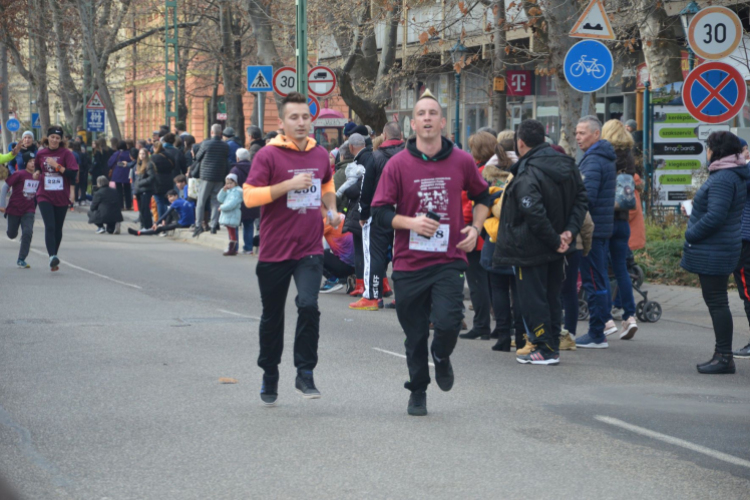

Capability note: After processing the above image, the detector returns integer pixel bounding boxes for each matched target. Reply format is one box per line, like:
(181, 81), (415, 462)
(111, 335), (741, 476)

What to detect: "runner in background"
(0, 152), (38, 268)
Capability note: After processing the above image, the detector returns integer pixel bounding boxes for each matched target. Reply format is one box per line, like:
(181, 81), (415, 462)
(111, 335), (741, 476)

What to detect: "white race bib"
(23, 179), (39, 195)
(287, 178), (321, 209)
(409, 224), (450, 252)
(44, 174), (64, 191)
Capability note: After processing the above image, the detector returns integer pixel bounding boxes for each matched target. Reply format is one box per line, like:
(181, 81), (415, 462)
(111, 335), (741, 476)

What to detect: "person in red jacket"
(459, 131), (498, 341)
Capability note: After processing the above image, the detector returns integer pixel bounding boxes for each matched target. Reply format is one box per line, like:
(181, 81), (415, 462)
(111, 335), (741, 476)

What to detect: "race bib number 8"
(44, 174), (64, 191)
(409, 224), (450, 252)
(287, 178), (321, 209)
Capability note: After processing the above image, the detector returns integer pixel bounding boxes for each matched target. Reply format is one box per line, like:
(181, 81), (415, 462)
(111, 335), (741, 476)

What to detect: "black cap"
(21, 151), (35, 164)
(47, 126), (64, 138)
(351, 125), (369, 136)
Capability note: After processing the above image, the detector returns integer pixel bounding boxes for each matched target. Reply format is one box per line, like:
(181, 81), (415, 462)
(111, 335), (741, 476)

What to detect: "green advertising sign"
(658, 128), (697, 139)
(663, 113), (699, 124)
(661, 159), (702, 170)
(659, 174), (692, 185)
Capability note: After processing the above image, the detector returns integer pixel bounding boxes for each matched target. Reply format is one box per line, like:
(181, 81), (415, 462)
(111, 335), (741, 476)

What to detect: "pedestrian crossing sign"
(32, 113), (40, 129)
(246, 66), (273, 92)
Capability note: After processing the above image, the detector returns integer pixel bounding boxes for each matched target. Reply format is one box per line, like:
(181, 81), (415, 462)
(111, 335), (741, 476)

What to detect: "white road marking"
(218, 309), (262, 321)
(595, 415), (750, 469)
(373, 347), (434, 367)
(29, 249), (142, 289)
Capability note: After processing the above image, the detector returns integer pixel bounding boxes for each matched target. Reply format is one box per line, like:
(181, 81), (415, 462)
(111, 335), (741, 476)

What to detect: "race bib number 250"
(287, 178), (321, 209)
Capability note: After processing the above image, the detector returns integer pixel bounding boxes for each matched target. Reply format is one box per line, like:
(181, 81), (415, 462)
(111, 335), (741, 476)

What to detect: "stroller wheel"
(636, 300), (647, 322)
(644, 301), (662, 323)
(630, 264), (645, 289)
(578, 299), (589, 321)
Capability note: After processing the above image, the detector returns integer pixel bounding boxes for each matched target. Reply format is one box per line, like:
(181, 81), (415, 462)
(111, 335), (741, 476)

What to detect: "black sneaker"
(458, 329), (489, 340)
(516, 345), (560, 365)
(295, 370), (321, 398)
(407, 390), (427, 416)
(385, 300), (396, 309)
(697, 352), (736, 374)
(260, 374), (279, 406)
(432, 351), (454, 392)
(733, 342), (750, 359)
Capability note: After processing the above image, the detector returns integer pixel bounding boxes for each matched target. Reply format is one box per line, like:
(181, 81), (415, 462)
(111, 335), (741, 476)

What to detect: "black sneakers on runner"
(260, 374), (279, 406)
(407, 390), (427, 416)
(733, 342), (750, 359)
(516, 345), (560, 365)
(295, 370), (321, 398)
(432, 351), (454, 392)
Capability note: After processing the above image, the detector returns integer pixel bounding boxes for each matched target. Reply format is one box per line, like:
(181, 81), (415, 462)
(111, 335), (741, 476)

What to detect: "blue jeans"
(561, 250), (581, 335)
(580, 238), (611, 339)
(242, 219), (255, 252)
(609, 219), (635, 320)
(153, 194), (169, 221)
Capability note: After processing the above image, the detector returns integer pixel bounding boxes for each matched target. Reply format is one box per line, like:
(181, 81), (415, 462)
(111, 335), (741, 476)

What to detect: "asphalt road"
(1, 211), (749, 499)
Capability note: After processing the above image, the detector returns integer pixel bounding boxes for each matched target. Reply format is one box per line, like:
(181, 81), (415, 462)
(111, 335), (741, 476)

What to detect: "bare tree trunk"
(209, 63), (221, 127)
(1, 46), (11, 150)
(492, 0), (506, 133)
(49, 0), (83, 131)
(634, 0), (682, 88)
(246, 0), (285, 111)
(30, 0), (51, 131)
(219, 1), (245, 144)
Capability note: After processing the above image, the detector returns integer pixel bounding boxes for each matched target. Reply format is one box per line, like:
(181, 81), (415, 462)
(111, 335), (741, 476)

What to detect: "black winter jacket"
(360, 142), (405, 220)
(134, 162), (157, 195)
(230, 160), (261, 220)
(151, 152), (175, 196)
(579, 140), (617, 238)
(194, 136), (230, 182)
(494, 143), (589, 268)
(88, 187), (124, 225)
(163, 145), (187, 178)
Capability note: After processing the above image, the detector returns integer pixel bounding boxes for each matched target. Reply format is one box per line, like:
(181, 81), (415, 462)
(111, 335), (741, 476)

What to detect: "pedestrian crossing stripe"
(250, 72), (269, 89)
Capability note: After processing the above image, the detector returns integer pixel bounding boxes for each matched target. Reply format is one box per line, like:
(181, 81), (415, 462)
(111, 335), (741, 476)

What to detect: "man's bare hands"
(411, 215), (440, 238)
(560, 231), (573, 246)
(457, 225), (478, 252)
(286, 173), (313, 192)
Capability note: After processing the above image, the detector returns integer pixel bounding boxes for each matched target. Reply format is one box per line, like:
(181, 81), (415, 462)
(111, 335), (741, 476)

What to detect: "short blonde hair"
(496, 130), (515, 152)
(468, 131), (497, 165)
(602, 119), (634, 150)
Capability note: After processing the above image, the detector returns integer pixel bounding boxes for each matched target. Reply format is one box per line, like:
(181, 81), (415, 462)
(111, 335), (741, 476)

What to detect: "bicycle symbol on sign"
(569, 55), (606, 79)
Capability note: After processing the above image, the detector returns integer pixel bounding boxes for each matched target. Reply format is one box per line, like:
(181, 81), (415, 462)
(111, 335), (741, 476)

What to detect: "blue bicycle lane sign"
(564, 40), (613, 93)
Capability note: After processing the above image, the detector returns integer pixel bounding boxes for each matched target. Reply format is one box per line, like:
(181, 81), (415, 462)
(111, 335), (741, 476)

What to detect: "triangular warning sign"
(86, 91), (106, 110)
(570, 0), (615, 40)
(249, 72), (270, 89)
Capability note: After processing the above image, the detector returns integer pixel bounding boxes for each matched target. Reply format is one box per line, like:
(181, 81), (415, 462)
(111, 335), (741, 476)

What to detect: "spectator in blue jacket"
(682, 132), (748, 374)
(734, 138), (750, 360)
(574, 115), (617, 349)
(223, 127), (242, 163)
(128, 189), (195, 236)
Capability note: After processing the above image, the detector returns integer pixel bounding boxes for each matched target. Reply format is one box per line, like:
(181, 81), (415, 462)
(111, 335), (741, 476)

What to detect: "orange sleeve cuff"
(322, 179), (335, 197)
(243, 183), (273, 208)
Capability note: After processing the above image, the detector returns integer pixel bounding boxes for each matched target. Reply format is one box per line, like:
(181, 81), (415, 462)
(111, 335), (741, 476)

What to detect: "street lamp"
(450, 41), (468, 148)
(680, 0), (701, 71)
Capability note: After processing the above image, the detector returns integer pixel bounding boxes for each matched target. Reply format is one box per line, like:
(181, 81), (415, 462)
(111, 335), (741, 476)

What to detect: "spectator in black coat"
(193, 124), (230, 236)
(88, 176), (124, 234)
(91, 137), (113, 195)
(151, 142), (176, 220)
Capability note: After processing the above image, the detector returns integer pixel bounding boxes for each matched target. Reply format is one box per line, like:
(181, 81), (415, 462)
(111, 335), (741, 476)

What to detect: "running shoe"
(432, 351), (454, 392)
(603, 320), (618, 337)
(384, 300), (396, 309)
(611, 307), (624, 321)
(295, 370), (321, 399)
(407, 390), (427, 416)
(16, 260), (29, 269)
(260, 374), (279, 406)
(517, 346), (560, 365)
(96, 227), (106, 234)
(733, 342), (750, 359)
(320, 278), (344, 294)
(349, 298), (383, 310)
(575, 333), (609, 349)
(242, 250), (254, 255)
(620, 317), (638, 340)
(49, 255), (60, 272)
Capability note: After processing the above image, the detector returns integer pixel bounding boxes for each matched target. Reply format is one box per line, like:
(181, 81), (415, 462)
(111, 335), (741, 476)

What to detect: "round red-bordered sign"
(272, 66), (297, 97)
(682, 62), (747, 124)
(308, 95), (320, 122)
(688, 6), (742, 61)
(307, 66), (337, 97)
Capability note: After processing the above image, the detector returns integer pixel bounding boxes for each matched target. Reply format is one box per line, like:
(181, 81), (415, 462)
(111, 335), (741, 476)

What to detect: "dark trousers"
(392, 262), (466, 393)
(115, 182), (132, 210)
(153, 194), (169, 221)
(609, 219), (635, 320)
(580, 237), (611, 339)
(699, 273), (733, 354)
(362, 217), (393, 300)
(6, 212), (34, 260)
(138, 223), (187, 235)
(256, 255), (324, 376)
(352, 231), (364, 279)
(733, 240), (750, 334)
(466, 250), (492, 336)
(515, 259), (564, 351)
(138, 193), (153, 229)
(76, 168), (89, 201)
(561, 250), (582, 335)
(324, 249), (354, 281)
(489, 272), (525, 343)
(242, 219), (255, 252)
(38, 202), (68, 257)
(96, 223), (117, 234)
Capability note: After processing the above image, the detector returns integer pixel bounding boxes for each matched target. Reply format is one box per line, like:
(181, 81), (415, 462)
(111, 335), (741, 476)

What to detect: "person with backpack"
(602, 120), (639, 340)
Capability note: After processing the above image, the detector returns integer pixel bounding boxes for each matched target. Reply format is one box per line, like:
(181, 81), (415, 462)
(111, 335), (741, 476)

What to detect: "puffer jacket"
(151, 152), (175, 196)
(578, 140), (616, 239)
(681, 156), (748, 275)
(741, 165), (750, 242)
(230, 160), (260, 220)
(494, 143), (589, 268)
(194, 136), (230, 182)
(134, 162), (157, 195)
(218, 186), (243, 227)
(88, 187), (124, 225)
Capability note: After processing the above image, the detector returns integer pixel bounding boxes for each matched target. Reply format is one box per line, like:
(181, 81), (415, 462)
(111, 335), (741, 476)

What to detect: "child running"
(0, 151), (38, 268)
(217, 173), (243, 256)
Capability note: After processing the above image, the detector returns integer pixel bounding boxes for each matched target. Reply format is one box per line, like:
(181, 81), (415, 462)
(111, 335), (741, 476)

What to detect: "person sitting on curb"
(128, 189), (195, 236)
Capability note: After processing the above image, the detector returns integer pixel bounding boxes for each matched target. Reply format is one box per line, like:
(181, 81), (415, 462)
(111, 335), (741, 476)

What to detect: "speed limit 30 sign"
(273, 66), (297, 97)
(688, 6), (742, 61)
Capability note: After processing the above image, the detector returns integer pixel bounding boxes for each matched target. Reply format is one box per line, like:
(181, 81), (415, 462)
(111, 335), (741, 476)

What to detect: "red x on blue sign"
(682, 62), (747, 124)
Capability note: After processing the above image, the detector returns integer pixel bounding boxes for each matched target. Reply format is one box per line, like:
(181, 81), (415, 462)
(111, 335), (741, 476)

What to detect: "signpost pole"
(576, 93), (592, 162)
(643, 82), (651, 214)
(296, 0), (308, 99)
(258, 92), (264, 132)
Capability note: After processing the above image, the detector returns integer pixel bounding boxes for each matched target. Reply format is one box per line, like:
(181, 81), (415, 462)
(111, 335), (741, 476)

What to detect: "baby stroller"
(578, 254), (662, 323)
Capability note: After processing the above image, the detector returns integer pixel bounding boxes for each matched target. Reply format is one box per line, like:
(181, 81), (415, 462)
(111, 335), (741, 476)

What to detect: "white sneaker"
(620, 317), (638, 340)
(611, 307), (624, 321)
(604, 320), (618, 337)
(96, 227), (105, 234)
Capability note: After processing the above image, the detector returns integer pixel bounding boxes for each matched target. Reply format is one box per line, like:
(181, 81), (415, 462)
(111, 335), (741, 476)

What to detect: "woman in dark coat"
(88, 176), (124, 234)
(151, 142), (176, 220)
(229, 148), (261, 254)
(108, 140), (133, 210)
(134, 148), (156, 230)
(681, 131), (749, 374)
(91, 137), (113, 195)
